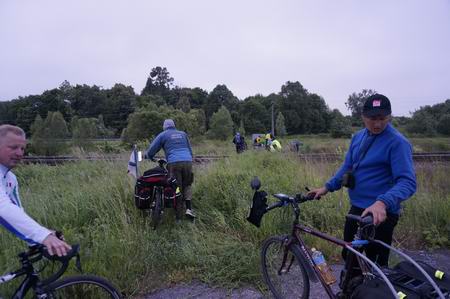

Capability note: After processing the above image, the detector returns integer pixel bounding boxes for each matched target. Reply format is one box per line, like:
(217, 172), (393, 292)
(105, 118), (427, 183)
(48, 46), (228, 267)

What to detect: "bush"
(30, 111), (69, 155)
(207, 106), (233, 140)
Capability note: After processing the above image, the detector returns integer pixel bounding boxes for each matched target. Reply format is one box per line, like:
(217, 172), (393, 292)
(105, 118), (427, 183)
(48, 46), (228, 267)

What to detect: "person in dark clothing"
(145, 119), (196, 221)
(308, 94), (416, 267)
(232, 132), (245, 153)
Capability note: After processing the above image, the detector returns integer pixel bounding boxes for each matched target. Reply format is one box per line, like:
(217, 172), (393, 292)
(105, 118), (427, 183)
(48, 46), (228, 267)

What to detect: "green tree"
(345, 89), (377, 125)
(207, 106), (233, 140)
(30, 114), (44, 136)
(31, 111), (69, 155)
(238, 119), (246, 136)
(275, 112), (287, 136)
(406, 109), (438, 136)
(278, 81), (331, 134)
(330, 109), (352, 138)
(176, 95), (191, 113)
(239, 96), (269, 133)
(204, 85), (239, 128)
(141, 66), (174, 98)
(189, 109), (206, 136)
(71, 117), (99, 148)
(122, 109), (166, 143)
(437, 114), (450, 136)
(103, 84), (136, 134)
(68, 84), (107, 119)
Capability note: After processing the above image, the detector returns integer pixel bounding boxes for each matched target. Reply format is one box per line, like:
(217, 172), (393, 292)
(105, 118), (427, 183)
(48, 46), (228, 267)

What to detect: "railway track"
(21, 155), (227, 165)
(297, 152), (450, 162)
(21, 152), (450, 165)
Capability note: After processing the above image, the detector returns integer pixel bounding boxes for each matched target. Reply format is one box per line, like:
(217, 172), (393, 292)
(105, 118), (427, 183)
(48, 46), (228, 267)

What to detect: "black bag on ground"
(134, 166), (169, 210)
(246, 190), (268, 227)
(351, 261), (450, 299)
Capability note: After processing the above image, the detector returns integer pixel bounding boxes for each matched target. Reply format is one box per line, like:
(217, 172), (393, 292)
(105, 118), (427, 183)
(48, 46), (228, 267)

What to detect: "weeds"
(0, 151), (448, 296)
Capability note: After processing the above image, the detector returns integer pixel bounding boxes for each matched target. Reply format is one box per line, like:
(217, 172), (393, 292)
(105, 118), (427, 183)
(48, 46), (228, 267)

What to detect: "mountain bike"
(247, 177), (447, 299)
(0, 242), (122, 298)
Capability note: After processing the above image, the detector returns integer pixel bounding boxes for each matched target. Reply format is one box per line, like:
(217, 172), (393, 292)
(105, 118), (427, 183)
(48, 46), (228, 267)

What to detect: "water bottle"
(311, 248), (336, 285)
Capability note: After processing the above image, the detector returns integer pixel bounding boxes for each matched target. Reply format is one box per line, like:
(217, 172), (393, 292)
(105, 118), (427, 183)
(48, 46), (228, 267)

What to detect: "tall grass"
(0, 152), (448, 297)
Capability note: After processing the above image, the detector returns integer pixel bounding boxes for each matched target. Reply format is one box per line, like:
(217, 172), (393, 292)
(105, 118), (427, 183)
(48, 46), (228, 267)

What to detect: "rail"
(21, 155), (227, 165)
(20, 152), (450, 165)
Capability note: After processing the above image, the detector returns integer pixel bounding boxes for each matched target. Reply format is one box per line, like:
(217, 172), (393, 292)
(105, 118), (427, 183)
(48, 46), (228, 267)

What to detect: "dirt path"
(142, 249), (450, 299)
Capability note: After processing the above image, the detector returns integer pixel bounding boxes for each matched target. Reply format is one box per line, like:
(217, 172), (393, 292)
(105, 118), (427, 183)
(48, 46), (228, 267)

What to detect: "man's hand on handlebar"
(362, 200), (387, 225)
(42, 232), (72, 257)
(306, 186), (328, 200)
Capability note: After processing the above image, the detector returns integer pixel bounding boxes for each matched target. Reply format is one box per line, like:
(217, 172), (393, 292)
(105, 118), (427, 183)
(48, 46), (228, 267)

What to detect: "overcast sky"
(1, 0), (449, 116)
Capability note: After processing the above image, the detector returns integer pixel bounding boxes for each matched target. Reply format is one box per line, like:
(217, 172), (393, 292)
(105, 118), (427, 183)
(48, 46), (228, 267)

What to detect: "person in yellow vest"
(269, 134), (282, 152)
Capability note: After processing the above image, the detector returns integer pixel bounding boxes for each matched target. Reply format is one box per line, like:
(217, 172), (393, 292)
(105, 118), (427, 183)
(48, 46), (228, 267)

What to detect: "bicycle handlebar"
(266, 191), (317, 212)
(346, 214), (374, 226)
(151, 158), (167, 168)
(19, 243), (81, 285)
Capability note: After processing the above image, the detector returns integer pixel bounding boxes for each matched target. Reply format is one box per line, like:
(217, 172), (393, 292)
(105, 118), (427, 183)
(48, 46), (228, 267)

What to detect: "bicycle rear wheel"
(151, 187), (163, 229)
(261, 235), (310, 299)
(44, 275), (121, 298)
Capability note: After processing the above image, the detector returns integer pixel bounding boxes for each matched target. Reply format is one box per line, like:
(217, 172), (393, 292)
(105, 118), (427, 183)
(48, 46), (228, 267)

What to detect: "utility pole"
(271, 103), (275, 135)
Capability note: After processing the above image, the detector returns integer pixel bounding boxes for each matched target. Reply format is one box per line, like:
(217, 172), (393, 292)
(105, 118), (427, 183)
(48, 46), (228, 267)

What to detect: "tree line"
(1, 66), (449, 151)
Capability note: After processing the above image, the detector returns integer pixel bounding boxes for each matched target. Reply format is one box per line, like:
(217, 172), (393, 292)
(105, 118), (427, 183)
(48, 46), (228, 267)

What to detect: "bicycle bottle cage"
(247, 190), (268, 227)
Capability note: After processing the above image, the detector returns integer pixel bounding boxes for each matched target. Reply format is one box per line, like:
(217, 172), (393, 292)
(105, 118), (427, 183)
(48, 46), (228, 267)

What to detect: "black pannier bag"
(351, 261), (450, 299)
(134, 166), (169, 210)
(247, 190), (268, 227)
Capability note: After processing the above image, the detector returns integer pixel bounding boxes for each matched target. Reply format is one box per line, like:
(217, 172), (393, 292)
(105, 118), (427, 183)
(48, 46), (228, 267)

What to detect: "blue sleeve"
(326, 138), (355, 192)
(145, 133), (164, 160)
(377, 140), (416, 210)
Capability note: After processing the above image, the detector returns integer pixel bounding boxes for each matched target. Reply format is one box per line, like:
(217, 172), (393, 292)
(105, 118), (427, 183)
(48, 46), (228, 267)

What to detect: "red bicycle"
(247, 177), (447, 299)
(134, 158), (180, 229)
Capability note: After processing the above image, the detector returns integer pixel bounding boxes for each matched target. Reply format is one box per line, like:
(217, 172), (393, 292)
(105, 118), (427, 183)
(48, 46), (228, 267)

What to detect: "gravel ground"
(142, 249), (450, 299)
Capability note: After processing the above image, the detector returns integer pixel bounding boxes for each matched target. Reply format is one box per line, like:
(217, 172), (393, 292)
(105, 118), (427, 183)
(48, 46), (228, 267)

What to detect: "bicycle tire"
(43, 275), (122, 298)
(151, 187), (163, 229)
(261, 235), (310, 299)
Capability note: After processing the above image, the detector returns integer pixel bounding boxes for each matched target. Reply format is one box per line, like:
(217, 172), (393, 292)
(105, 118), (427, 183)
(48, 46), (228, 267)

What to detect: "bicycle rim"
(151, 188), (163, 229)
(261, 236), (310, 299)
(44, 275), (121, 299)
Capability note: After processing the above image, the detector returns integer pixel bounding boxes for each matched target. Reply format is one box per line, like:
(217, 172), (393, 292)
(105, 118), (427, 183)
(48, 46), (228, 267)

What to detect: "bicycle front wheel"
(261, 235), (310, 299)
(44, 275), (122, 299)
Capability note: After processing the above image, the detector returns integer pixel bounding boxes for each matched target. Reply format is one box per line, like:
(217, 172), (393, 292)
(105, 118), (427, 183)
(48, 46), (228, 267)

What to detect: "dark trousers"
(342, 206), (399, 267)
(167, 162), (193, 219)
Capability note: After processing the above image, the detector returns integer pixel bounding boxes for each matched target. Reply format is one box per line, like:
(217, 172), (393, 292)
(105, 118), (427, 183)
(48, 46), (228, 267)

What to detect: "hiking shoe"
(185, 209), (196, 218)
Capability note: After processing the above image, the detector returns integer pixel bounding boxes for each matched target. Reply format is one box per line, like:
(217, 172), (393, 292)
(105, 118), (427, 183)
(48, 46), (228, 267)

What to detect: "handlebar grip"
(295, 192), (317, 202)
(346, 214), (374, 226)
(42, 244), (80, 262)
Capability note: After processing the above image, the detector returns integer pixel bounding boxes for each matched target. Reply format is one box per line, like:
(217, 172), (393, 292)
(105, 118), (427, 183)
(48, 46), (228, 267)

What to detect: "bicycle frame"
(0, 261), (47, 298)
(280, 221), (396, 298)
(263, 193), (399, 299)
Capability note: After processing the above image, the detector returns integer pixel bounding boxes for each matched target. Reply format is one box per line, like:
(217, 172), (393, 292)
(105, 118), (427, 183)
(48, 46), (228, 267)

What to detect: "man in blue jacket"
(308, 94), (416, 266)
(145, 119), (196, 221)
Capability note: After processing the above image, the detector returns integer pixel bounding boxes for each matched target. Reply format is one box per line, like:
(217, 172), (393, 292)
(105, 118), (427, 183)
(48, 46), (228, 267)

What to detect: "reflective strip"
(0, 216), (37, 244)
(435, 270), (445, 280)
